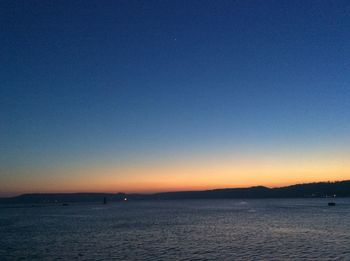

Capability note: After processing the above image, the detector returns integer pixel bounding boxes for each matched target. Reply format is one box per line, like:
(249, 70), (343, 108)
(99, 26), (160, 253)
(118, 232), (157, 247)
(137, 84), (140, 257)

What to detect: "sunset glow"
(1, 0), (350, 196)
(2, 146), (349, 196)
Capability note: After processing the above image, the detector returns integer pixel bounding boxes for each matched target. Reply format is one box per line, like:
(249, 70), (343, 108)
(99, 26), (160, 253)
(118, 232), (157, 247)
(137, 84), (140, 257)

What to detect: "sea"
(1, 198), (350, 260)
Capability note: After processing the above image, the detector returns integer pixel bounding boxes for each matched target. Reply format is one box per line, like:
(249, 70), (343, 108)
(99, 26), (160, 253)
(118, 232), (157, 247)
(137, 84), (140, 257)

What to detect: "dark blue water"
(1, 199), (350, 260)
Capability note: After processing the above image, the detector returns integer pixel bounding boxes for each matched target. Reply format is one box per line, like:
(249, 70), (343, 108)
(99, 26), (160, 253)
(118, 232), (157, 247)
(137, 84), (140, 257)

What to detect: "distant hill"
(1, 180), (350, 204)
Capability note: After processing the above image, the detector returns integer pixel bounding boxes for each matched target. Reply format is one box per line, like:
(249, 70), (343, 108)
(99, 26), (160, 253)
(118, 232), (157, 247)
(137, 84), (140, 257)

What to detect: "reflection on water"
(1, 198), (350, 260)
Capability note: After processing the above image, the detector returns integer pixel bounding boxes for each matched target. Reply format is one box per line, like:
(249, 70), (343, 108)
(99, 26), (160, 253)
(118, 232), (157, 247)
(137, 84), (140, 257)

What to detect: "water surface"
(1, 198), (350, 260)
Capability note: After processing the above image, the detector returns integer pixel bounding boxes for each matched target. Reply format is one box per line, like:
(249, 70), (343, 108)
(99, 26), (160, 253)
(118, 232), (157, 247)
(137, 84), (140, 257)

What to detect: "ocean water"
(1, 198), (350, 260)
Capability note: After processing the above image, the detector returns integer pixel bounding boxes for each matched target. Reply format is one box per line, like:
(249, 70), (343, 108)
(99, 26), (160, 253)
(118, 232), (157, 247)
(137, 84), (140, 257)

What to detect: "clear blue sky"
(1, 1), (350, 194)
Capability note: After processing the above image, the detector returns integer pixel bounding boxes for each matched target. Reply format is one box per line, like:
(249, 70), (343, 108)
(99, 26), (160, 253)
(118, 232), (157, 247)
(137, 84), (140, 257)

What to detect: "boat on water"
(328, 194), (337, 206)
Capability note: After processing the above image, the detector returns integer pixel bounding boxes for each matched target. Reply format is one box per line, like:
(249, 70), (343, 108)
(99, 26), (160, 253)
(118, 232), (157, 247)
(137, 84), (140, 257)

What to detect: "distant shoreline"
(1, 180), (349, 204)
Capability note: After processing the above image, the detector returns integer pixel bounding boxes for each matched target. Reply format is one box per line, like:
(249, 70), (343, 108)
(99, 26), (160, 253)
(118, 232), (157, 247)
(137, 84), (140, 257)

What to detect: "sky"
(1, 0), (350, 196)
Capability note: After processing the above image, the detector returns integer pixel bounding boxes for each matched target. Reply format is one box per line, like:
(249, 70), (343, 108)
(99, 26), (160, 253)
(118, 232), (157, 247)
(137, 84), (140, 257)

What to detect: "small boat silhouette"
(328, 194), (336, 206)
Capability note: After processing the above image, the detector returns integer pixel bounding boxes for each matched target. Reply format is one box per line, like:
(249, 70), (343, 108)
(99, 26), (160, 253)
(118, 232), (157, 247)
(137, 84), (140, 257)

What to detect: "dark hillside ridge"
(1, 180), (349, 204)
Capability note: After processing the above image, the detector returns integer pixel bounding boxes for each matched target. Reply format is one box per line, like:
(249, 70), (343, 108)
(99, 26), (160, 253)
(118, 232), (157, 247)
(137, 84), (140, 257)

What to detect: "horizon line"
(3, 179), (349, 198)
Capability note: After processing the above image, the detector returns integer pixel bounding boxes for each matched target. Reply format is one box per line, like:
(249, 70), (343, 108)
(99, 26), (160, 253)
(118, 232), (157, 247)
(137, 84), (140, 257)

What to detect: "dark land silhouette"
(1, 180), (349, 204)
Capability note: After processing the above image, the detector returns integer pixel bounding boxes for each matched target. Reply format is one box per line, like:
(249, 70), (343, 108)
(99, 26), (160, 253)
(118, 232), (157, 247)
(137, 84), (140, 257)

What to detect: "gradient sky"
(1, 0), (350, 196)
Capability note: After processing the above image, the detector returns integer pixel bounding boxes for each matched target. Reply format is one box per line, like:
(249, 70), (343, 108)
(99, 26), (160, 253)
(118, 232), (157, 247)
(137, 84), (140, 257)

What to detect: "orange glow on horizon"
(1, 150), (350, 196)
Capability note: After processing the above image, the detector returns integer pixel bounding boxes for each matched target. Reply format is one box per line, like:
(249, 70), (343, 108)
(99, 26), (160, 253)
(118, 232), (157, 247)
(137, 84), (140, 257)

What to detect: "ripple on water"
(1, 199), (350, 260)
